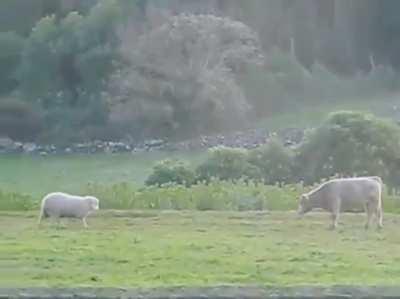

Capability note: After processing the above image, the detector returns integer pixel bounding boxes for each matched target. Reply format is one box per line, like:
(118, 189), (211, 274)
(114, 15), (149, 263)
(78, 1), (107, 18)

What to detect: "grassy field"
(0, 151), (206, 197)
(1, 210), (400, 287)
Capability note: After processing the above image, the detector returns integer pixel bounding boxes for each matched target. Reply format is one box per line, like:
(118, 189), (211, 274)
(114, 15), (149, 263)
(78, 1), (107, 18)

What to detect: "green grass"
(1, 210), (400, 287)
(0, 151), (206, 197)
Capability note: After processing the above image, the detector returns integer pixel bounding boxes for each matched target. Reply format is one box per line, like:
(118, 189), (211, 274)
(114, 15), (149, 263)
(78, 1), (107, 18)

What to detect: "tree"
(0, 98), (43, 141)
(17, 15), (61, 104)
(109, 13), (263, 138)
(13, 0), (128, 143)
(0, 32), (25, 95)
(18, 1), (122, 107)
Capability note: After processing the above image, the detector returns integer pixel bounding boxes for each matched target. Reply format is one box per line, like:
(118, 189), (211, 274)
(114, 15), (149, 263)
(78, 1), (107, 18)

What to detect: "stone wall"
(0, 128), (305, 155)
(0, 286), (399, 299)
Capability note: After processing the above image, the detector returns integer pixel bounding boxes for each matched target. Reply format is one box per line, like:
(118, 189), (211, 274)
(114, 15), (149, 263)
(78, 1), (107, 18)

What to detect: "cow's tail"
(376, 178), (384, 225)
(376, 176), (383, 188)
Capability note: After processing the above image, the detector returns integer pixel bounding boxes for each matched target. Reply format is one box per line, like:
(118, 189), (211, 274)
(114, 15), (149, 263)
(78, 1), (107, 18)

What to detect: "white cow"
(297, 177), (383, 229)
(38, 192), (99, 228)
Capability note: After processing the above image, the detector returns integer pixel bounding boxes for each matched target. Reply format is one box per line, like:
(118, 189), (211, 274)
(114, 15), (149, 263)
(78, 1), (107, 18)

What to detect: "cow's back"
(334, 178), (380, 211)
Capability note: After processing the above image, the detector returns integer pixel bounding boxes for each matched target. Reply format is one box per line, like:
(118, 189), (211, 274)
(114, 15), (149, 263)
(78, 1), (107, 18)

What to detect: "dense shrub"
(145, 141), (296, 186)
(195, 146), (261, 182)
(145, 159), (196, 187)
(248, 138), (294, 185)
(0, 98), (43, 141)
(84, 180), (302, 211)
(296, 111), (400, 186)
(0, 190), (36, 211)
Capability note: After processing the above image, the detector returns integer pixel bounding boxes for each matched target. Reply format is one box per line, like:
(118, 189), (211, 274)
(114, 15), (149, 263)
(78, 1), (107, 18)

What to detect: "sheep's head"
(85, 196), (99, 211)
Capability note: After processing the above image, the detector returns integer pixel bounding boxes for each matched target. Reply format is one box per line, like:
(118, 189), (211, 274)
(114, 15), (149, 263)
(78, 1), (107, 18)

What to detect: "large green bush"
(296, 111), (400, 186)
(145, 159), (196, 187)
(195, 146), (261, 182)
(248, 138), (294, 185)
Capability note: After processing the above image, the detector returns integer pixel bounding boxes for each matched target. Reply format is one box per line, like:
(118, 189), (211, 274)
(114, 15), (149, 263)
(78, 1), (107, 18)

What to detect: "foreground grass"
(1, 210), (400, 287)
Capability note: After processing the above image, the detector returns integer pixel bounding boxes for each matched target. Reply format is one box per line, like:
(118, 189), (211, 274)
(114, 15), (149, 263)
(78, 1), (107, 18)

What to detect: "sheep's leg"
(82, 217), (88, 228)
(56, 216), (62, 228)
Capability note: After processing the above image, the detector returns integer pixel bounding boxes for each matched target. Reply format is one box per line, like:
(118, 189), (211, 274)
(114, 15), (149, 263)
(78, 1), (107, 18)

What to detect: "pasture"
(1, 210), (400, 287)
(0, 151), (205, 196)
(2, 96), (400, 288)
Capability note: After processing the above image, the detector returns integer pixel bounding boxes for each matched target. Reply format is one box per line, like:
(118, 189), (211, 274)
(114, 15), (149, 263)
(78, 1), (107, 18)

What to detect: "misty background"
(1, 0), (400, 144)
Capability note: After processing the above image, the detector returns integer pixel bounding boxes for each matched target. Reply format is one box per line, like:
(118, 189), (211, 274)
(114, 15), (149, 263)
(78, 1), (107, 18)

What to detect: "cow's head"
(297, 194), (312, 216)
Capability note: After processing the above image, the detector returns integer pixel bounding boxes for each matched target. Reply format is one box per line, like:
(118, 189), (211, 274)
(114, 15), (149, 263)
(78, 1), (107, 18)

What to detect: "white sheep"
(38, 192), (99, 228)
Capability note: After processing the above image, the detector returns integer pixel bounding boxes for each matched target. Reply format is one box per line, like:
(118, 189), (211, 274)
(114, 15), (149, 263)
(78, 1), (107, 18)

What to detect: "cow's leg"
(376, 205), (383, 230)
(365, 202), (374, 230)
(329, 198), (340, 230)
(329, 212), (339, 230)
(364, 202), (369, 229)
